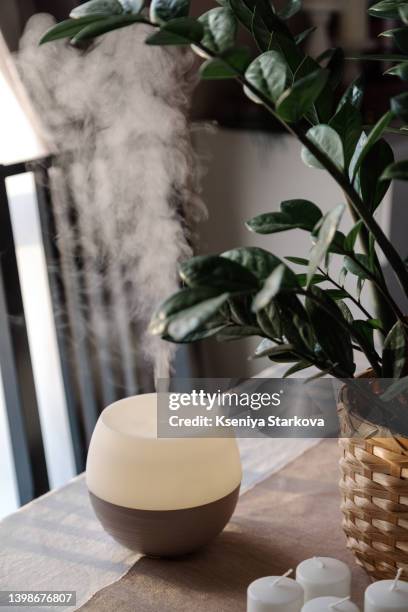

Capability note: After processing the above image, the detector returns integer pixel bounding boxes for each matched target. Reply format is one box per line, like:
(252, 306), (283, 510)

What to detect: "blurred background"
(1, 0), (408, 518)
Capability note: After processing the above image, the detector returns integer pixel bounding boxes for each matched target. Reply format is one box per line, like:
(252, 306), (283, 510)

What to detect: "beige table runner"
(79, 439), (370, 611)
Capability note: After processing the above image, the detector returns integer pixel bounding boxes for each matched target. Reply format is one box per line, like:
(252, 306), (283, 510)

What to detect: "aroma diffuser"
(86, 393), (242, 557)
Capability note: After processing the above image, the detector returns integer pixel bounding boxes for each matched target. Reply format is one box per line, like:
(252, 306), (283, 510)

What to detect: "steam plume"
(17, 14), (206, 393)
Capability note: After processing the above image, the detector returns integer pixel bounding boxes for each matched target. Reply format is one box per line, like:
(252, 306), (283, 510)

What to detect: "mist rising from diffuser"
(17, 15), (206, 389)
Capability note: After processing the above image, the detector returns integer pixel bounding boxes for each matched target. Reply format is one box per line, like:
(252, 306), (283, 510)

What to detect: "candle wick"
(329, 596), (350, 610)
(272, 568), (293, 587)
(390, 568), (403, 591)
(313, 556), (325, 569)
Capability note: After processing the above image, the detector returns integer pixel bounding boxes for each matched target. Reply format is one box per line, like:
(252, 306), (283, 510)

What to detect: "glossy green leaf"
(295, 26), (315, 45)
(329, 102), (362, 169)
(344, 254), (374, 280)
(351, 110), (394, 182)
(326, 289), (349, 301)
(307, 203), (344, 285)
(227, 294), (257, 326)
(256, 302), (283, 338)
(253, 339), (297, 360)
(180, 255), (259, 291)
(295, 273), (325, 287)
(227, 0), (253, 31)
(285, 256), (309, 266)
(400, 4), (408, 22)
(352, 319), (376, 355)
(198, 7), (237, 54)
(381, 27), (408, 53)
(277, 293), (313, 350)
(150, 0), (189, 24)
(149, 286), (222, 335)
(283, 361), (312, 377)
(279, 0), (302, 20)
(167, 293), (230, 341)
(252, 0), (293, 39)
(200, 47), (251, 79)
(305, 286), (355, 375)
(40, 16), (107, 44)
(216, 325), (261, 340)
(385, 61), (408, 80)
(244, 51), (289, 104)
(359, 139), (394, 211)
(70, 0), (124, 18)
(246, 199), (322, 234)
(71, 13), (148, 42)
(276, 69), (329, 123)
(382, 320), (408, 377)
(301, 124), (344, 170)
(222, 247), (282, 281)
(146, 17), (203, 45)
(252, 264), (299, 312)
(391, 92), (408, 122)
(338, 300), (353, 324)
(344, 221), (363, 253)
(368, 0), (408, 20)
(381, 159), (408, 181)
(336, 76), (364, 112)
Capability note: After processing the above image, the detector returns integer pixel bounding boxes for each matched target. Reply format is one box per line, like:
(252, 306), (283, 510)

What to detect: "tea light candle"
(296, 557), (351, 602)
(301, 596), (360, 612)
(247, 570), (304, 612)
(365, 569), (408, 612)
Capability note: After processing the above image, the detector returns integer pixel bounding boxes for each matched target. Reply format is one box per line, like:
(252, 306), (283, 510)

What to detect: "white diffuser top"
(86, 393), (242, 511)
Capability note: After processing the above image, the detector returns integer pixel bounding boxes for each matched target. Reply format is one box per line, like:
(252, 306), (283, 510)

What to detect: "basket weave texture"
(338, 394), (408, 580)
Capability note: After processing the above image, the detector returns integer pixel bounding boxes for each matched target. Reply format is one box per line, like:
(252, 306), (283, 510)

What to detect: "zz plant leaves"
(166, 293), (230, 341)
(329, 102), (362, 170)
(301, 125), (344, 170)
(369, 0), (408, 20)
(244, 51), (289, 105)
(382, 320), (408, 377)
(359, 139), (394, 211)
(146, 18), (203, 45)
(305, 286), (355, 376)
(40, 16), (108, 44)
(150, 0), (189, 24)
(381, 159), (408, 181)
(200, 47), (251, 79)
(391, 92), (408, 122)
(246, 200), (322, 234)
(307, 203), (344, 285)
(46, 0), (408, 386)
(71, 14), (148, 42)
(197, 7), (237, 55)
(278, 0), (302, 20)
(149, 286), (222, 335)
(179, 255), (259, 291)
(252, 264), (298, 312)
(276, 69), (329, 123)
(221, 247), (282, 281)
(70, 0), (126, 18)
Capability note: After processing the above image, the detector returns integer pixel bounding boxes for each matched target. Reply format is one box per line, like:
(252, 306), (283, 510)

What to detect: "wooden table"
(0, 437), (320, 611)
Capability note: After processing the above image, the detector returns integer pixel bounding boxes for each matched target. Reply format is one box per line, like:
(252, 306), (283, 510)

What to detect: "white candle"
(247, 570), (304, 612)
(365, 569), (408, 612)
(301, 596), (360, 612)
(296, 557), (351, 602)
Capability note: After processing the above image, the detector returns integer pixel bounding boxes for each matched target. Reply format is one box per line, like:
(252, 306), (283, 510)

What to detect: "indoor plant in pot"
(42, 0), (408, 579)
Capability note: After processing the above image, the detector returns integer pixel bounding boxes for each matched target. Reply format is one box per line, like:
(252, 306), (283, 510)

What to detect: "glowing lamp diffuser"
(86, 393), (242, 556)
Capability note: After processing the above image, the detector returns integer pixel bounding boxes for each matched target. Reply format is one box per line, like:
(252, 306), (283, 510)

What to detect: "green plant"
(42, 0), (408, 395)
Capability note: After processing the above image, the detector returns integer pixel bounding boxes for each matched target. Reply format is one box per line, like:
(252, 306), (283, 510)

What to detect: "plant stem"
(317, 267), (374, 320)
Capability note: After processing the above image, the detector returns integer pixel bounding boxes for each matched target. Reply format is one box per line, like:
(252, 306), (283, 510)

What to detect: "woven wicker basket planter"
(338, 384), (408, 580)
